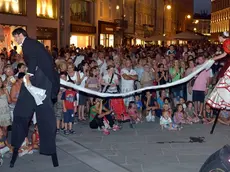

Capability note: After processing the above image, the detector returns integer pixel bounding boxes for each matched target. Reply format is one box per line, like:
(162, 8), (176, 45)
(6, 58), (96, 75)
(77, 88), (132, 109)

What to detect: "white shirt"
(121, 68), (137, 90)
(74, 55), (84, 68)
(79, 72), (88, 87)
(103, 74), (118, 93)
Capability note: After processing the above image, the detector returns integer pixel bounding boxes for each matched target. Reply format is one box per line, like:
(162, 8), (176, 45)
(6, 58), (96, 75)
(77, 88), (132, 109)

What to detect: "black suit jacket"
(22, 37), (59, 99)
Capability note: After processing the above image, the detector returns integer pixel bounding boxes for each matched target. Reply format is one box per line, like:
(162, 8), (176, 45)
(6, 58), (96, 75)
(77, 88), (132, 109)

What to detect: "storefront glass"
(38, 40), (51, 48)
(0, 0), (26, 15)
(70, 0), (90, 23)
(37, 0), (57, 19)
(100, 34), (114, 47)
(0, 24), (26, 52)
(70, 35), (95, 48)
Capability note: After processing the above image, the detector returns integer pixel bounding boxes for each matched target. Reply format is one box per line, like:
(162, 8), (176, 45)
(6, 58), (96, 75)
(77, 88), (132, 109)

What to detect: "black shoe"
(56, 129), (60, 134)
(64, 130), (69, 135)
(69, 130), (76, 134)
(51, 153), (59, 167)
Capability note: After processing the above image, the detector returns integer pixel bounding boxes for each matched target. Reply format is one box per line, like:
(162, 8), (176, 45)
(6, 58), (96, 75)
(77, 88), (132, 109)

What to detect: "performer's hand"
(25, 74), (31, 86)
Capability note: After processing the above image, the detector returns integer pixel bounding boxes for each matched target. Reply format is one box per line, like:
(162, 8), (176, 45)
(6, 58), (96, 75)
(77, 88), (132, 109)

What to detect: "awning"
(171, 31), (204, 40)
(144, 35), (169, 42)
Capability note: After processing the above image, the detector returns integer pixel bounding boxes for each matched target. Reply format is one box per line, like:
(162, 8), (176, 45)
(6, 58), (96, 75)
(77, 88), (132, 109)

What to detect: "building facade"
(193, 13), (211, 36)
(0, 0), (60, 51)
(95, 0), (122, 47)
(211, 0), (230, 39)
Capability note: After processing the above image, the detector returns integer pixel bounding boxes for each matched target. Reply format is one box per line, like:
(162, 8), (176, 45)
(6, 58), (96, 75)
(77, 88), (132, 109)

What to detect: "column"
(27, 0), (37, 39)
(60, 0), (71, 47)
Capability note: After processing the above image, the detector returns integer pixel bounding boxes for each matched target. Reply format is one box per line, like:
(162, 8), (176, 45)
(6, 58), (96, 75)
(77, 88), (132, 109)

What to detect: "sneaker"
(56, 129), (60, 134)
(69, 130), (76, 134)
(64, 130), (69, 135)
(102, 129), (110, 135)
(112, 125), (120, 131)
(19, 150), (28, 157)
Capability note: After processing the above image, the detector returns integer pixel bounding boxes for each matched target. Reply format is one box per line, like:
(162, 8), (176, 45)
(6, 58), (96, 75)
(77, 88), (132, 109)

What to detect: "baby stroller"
(110, 98), (131, 127)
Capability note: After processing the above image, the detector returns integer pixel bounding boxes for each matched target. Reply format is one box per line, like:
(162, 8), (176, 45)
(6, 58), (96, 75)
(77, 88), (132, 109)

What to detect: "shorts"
(192, 90), (205, 103)
(63, 110), (74, 123)
(78, 92), (88, 105)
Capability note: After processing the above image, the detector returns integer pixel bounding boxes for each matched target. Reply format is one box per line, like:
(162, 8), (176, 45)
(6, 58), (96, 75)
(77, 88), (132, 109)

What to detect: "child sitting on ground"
(202, 103), (214, 124)
(162, 103), (172, 118)
(31, 124), (40, 150)
(160, 111), (178, 130)
(89, 98), (119, 135)
(173, 104), (192, 125)
(217, 110), (230, 126)
(0, 127), (12, 158)
(18, 137), (33, 157)
(185, 101), (200, 123)
(128, 101), (142, 124)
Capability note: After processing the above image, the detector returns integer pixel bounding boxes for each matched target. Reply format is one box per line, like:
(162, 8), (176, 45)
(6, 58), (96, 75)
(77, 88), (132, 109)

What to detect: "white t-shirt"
(103, 74), (118, 93)
(121, 68), (137, 90)
(79, 72), (88, 87)
(74, 55), (84, 68)
(67, 71), (78, 82)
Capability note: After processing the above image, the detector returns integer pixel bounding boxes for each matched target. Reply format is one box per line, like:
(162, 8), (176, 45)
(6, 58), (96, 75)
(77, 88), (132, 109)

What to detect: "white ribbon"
(61, 59), (215, 98)
(23, 74), (47, 105)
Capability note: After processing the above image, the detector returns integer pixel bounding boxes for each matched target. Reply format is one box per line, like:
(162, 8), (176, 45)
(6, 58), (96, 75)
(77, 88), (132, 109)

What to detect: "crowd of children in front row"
(55, 71), (230, 136)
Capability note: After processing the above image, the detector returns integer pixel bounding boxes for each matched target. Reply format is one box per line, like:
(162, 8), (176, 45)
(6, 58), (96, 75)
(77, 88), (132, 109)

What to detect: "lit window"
(37, 0), (57, 19)
(0, 0), (26, 15)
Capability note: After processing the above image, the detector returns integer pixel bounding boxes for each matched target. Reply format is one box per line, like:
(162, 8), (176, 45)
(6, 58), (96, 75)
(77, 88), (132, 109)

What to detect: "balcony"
(70, 11), (90, 23)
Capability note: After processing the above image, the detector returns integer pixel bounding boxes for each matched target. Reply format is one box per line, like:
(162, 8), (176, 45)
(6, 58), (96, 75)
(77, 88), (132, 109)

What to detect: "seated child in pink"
(128, 101), (141, 123)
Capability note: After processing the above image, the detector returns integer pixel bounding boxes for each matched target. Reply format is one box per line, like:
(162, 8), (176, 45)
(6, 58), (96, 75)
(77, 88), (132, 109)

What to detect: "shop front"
(70, 24), (96, 48)
(98, 21), (116, 47)
(0, 24), (26, 52)
(36, 27), (57, 48)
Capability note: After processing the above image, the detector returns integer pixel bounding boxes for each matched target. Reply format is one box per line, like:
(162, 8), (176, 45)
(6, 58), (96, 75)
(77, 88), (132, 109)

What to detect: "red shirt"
(61, 90), (77, 110)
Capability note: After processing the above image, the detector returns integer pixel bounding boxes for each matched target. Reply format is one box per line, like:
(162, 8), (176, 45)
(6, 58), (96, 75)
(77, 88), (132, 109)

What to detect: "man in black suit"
(10, 28), (59, 168)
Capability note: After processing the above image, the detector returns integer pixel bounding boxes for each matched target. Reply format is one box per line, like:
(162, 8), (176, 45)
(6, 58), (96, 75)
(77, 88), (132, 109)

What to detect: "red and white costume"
(207, 39), (230, 109)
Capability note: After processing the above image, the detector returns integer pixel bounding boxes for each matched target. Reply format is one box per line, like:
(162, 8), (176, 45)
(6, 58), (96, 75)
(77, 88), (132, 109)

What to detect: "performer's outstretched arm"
(213, 52), (227, 61)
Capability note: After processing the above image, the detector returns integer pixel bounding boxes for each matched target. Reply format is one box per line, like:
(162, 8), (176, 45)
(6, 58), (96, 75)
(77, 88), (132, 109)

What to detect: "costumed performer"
(206, 32), (230, 133)
(10, 28), (60, 168)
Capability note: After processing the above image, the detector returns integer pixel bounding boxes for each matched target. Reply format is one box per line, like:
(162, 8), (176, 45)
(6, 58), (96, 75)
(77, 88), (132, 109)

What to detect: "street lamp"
(184, 14), (191, 31)
(186, 15), (191, 19)
(166, 5), (171, 10)
(163, 3), (171, 37)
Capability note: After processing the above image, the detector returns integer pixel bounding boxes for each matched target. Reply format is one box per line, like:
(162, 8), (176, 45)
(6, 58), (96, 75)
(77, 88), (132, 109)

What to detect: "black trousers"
(11, 69), (56, 155)
(89, 114), (114, 129)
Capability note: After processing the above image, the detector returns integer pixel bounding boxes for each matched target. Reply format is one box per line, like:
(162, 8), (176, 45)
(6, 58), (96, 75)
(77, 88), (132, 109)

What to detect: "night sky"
(194, 0), (211, 14)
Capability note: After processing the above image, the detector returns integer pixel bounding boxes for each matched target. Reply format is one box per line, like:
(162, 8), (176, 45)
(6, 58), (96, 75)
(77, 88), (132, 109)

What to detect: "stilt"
(210, 110), (220, 134)
(10, 148), (19, 168)
(51, 153), (59, 167)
